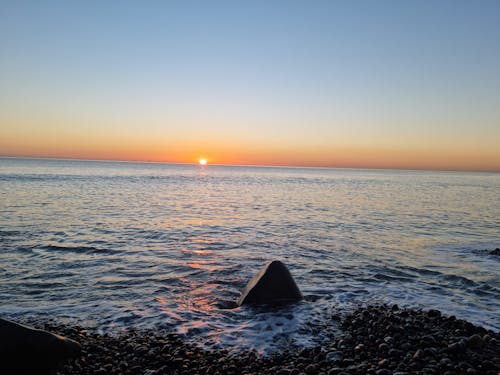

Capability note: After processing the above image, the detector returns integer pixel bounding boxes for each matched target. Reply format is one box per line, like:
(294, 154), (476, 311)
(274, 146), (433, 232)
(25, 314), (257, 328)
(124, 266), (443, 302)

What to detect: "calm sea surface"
(1, 158), (499, 352)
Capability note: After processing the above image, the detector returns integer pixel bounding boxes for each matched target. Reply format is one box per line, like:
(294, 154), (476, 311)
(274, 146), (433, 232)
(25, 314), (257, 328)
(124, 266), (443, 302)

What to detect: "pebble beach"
(6, 304), (498, 375)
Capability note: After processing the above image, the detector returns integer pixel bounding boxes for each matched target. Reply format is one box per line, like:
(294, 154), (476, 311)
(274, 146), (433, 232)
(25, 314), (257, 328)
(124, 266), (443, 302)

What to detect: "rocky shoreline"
(4, 304), (497, 375)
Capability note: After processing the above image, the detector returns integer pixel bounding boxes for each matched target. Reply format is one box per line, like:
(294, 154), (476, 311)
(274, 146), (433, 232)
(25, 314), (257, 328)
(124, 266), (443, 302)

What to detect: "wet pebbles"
(18, 305), (500, 374)
(336, 305), (499, 375)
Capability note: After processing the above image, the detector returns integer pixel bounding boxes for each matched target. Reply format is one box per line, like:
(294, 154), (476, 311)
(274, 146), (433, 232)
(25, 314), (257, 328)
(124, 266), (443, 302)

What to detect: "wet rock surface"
(237, 260), (303, 306)
(10, 305), (499, 374)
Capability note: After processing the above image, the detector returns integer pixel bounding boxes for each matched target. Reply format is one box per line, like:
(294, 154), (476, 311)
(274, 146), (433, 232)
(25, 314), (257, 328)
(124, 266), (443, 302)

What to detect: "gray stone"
(325, 351), (343, 362)
(237, 260), (303, 306)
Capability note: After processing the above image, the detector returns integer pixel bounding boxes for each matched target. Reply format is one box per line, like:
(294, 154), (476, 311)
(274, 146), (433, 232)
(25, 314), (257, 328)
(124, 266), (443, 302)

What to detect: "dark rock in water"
(216, 299), (239, 309)
(237, 260), (303, 306)
(0, 318), (81, 372)
(490, 248), (500, 256)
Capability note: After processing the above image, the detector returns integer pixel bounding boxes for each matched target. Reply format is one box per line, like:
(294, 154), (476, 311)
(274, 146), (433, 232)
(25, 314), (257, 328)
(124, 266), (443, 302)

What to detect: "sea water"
(0, 158), (499, 352)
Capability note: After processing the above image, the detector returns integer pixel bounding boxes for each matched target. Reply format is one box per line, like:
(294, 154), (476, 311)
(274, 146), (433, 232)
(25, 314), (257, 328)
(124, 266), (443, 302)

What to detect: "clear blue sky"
(1, 1), (499, 170)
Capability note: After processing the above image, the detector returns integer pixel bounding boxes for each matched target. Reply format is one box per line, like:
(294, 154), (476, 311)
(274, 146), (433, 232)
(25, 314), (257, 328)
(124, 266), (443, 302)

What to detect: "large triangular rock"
(237, 260), (303, 306)
(0, 318), (81, 371)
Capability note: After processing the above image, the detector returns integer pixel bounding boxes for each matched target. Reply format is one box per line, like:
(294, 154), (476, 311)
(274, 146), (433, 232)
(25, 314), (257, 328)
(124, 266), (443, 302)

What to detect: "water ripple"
(0, 159), (499, 352)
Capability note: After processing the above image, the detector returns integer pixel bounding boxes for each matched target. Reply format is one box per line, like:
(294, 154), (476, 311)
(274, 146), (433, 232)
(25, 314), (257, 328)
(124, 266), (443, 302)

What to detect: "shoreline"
(6, 304), (499, 375)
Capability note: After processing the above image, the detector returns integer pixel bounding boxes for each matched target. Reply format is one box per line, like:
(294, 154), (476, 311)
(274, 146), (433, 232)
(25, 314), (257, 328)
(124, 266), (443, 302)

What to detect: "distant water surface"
(0, 158), (499, 352)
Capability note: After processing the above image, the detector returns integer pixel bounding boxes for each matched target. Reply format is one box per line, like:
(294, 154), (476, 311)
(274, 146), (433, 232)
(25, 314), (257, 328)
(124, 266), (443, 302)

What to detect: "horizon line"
(1, 155), (499, 174)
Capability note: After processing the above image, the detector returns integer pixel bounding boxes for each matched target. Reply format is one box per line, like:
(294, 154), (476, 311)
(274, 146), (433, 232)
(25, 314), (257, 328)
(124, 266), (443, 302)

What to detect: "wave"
(39, 244), (122, 255)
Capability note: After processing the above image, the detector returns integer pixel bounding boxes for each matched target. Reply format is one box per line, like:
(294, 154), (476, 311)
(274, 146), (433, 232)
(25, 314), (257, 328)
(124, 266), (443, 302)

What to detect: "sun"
(199, 158), (207, 166)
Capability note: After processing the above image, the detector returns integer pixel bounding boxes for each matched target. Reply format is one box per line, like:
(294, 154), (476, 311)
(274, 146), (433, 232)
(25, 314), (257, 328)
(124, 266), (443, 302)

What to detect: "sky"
(1, 1), (499, 171)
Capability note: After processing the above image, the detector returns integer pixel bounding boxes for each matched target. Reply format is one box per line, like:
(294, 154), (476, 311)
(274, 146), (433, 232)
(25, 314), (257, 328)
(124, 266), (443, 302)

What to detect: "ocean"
(0, 158), (498, 353)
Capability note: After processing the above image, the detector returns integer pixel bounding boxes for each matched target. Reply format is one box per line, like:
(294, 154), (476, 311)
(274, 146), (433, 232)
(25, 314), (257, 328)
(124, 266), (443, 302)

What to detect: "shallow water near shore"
(1, 158), (499, 353)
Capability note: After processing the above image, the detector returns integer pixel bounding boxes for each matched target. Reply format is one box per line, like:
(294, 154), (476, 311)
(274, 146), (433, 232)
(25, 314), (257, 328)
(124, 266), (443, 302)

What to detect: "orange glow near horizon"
(1, 124), (500, 172)
(2, 139), (500, 172)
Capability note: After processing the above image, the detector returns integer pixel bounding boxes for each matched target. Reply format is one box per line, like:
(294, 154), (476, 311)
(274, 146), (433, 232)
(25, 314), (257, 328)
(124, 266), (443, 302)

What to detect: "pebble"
(354, 343), (365, 351)
(326, 368), (343, 375)
(325, 351), (343, 362)
(467, 334), (483, 349)
(305, 364), (318, 374)
(412, 349), (424, 360)
(388, 348), (403, 358)
(427, 309), (441, 318)
(377, 358), (388, 366)
(378, 343), (389, 353)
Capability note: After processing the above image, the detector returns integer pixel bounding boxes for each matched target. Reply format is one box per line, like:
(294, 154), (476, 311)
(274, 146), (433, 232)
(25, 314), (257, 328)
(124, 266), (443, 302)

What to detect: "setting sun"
(199, 159), (207, 166)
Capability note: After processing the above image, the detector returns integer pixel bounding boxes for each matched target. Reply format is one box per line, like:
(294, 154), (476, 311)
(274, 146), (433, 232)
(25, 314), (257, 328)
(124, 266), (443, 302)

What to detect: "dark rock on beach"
(237, 260), (303, 306)
(0, 318), (81, 374)
(10, 305), (500, 374)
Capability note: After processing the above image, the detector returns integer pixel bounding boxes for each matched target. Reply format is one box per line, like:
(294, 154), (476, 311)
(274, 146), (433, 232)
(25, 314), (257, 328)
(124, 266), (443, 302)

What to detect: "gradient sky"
(1, 1), (499, 171)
